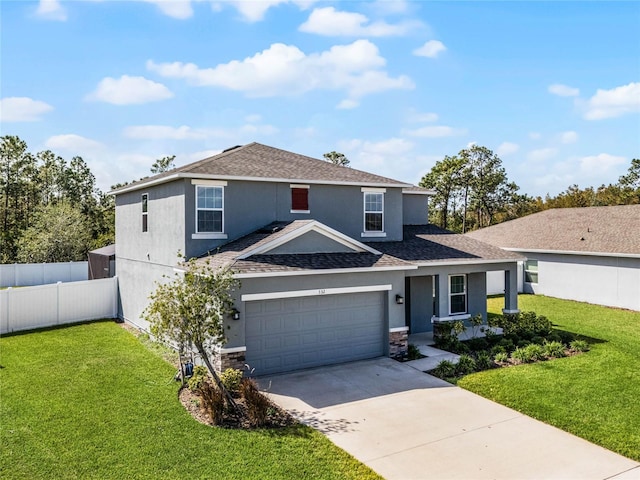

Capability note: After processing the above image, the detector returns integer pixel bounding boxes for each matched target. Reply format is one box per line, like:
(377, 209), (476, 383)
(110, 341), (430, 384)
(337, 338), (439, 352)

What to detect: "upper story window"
(524, 260), (538, 284)
(141, 193), (148, 232)
(290, 184), (309, 213)
(192, 180), (228, 240)
(449, 274), (467, 315)
(361, 188), (386, 237)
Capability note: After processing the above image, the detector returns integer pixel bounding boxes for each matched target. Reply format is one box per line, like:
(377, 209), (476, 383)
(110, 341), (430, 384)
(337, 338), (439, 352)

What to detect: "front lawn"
(459, 295), (640, 461)
(0, 321), (380, 479)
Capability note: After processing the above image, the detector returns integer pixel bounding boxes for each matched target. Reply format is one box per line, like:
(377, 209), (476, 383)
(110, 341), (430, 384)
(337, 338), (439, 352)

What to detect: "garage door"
(245, 291), (385, 375)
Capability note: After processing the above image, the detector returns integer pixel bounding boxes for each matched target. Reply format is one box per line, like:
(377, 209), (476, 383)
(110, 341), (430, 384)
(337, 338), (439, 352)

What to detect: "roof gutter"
(110, 172), (412, 195)
(503, 247), (640, 259)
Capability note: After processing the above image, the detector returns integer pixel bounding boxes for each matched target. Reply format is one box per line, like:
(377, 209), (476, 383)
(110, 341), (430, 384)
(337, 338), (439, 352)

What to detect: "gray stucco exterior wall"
(402, 194), (429, 225)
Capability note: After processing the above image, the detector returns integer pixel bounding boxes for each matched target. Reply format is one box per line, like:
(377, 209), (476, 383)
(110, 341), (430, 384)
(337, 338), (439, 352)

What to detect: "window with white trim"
(524, 260), (538, 284)
(141, 193), (148, 232)
(196, 185), (224, 233)
(449, 275), (467, 315)
(364, 192), (384, 232)
(290, 184), (309, 213)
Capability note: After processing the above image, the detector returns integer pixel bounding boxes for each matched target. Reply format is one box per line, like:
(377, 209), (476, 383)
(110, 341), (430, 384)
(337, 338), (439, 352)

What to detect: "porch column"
(434, 274), (450, 320)
(503, 265), (520, 314)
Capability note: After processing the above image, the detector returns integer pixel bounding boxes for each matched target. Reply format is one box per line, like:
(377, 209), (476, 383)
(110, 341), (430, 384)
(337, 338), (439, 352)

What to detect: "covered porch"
(404, 262), (520, 335)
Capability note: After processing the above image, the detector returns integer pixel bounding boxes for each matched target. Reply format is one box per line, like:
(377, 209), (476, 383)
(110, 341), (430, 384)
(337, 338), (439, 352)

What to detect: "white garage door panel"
(245, 291), (385, 375)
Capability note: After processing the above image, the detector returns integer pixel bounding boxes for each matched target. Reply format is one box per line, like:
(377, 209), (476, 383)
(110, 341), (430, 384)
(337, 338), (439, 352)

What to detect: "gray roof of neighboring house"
(402, 186), (435, 195)
(466, 205), (640, 256)
(112, 142), (411, 193)
(194, 222), (521, 275)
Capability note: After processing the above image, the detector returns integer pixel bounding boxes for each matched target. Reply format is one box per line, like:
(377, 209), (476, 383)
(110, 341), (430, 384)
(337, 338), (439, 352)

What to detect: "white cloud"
(147, 40), (413, 107)
(579, 153), (626, 173)
(407, 111), (438, 123)
(182, 149), (223, 163)
(338, 137), (415, 177)
(86, 75), (174, 105)
(299, 6), (419, 37)
(0, 97), (53, 122)
(527, 148), (557, 162)
(404, 125), (466, 138)
(123, 123), (278, 140)
(529, 132), (542, 140)
(560, 131), (578, 144)
(371, 0), (410, 15)
(244, 114), (262, 123)
(583, 82), (640, 120)
(548, 84), (580, 97)
(413, 40), (446, 58)
(141, 0), (193, 19)
(35, 0), (67, 21)
(214, 0), (313, 22)
(45, 134), (104, 152)
(124, 125), (206, 140)
(496, 142), (519, 156)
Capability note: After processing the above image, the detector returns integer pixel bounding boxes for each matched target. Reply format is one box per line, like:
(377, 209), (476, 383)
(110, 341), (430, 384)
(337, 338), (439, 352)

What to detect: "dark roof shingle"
(114, 142), (411, 193)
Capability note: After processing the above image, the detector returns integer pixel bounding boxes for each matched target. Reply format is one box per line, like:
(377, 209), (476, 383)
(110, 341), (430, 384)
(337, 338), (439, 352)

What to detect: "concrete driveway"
(259, 358), (640, 480)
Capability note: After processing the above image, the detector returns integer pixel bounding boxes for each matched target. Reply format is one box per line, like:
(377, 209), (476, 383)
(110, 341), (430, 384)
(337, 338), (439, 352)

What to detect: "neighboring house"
(113, 142), (522, 375)
(467, 205), (640, 312)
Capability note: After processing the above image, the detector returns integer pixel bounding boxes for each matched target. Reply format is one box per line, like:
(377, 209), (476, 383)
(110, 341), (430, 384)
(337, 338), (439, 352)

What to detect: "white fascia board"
(111, 172), (410, 195)
(389, 326), (409, 333)
(237, 220), (381, 258)
(415, 258), (522, 267)
(503, 247), (640, 259)
(241, 284), (392, 302)
(234, 264), (416, 279)
(402, 190), (435, 196)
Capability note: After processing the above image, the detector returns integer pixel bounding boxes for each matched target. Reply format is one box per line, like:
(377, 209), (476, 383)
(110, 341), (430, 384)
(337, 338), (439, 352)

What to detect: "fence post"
(5, 287), (11, 333)
(57, 281), (62, 325)
(112, 276), (118, 318)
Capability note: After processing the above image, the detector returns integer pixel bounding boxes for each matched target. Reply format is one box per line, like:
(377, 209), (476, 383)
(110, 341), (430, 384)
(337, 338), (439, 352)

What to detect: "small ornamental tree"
(143, 256), (240, 408)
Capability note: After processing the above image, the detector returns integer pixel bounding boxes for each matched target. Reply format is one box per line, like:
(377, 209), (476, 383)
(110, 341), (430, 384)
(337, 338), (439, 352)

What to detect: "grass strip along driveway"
(459, 295), (640, 461)
(0, 321), (380, 480)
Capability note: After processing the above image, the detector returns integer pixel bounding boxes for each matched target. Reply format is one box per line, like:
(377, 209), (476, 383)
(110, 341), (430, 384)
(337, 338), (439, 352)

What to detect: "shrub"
(517, 339), (532, 349)
(546, 332), (563, 344)
(494, 311), (553, 338)
(199, 381), (225, 425)
(570, 339), (590, 352)
(497, 338), (515, 353)
(523, 343), (545, 362)
(455, 355), (477, 375)
(482, 327), (499, 345)
(407, 344), (422, 360)
(475, 351), (493, 371)
(469, 313), (484, 338)
(240, 378), (270, 427)
(432, 359), (456, 378)
(511, 347), (531, 364)
(187, 365), (209, 391)
(531, 335), (545, 345)
(466, 337), (489, 352)
(220, 368), (243, 394)
(494, 352), (509, 363)
(543, 341), (566, 358)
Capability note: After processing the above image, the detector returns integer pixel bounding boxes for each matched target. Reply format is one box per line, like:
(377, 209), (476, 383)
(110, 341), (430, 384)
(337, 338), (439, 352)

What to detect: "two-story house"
(114, 142), (522, 375)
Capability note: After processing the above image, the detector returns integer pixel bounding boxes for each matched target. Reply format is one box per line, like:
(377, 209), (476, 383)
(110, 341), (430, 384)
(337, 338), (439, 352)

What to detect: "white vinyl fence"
(1, 276), (118, 334)
(0, 262), (88, 287)
(486, 263), (525, 295)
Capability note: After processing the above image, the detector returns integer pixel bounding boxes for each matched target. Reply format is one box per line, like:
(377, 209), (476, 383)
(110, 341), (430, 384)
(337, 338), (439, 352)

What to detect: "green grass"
(0, 321), (380, 480)
(459, 295), (640, 461)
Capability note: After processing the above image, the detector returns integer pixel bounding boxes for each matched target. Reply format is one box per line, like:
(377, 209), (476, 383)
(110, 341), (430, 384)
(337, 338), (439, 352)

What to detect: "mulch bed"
(178, 386), (297, 429)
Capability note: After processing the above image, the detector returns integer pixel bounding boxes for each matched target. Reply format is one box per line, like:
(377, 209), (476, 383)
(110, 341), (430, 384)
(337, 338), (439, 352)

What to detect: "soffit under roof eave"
(110, 172), (411, 195)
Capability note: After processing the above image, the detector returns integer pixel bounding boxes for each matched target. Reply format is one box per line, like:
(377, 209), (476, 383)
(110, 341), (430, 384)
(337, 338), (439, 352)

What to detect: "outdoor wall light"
(231, 308), (240, 320)
(395, 295), (404, 305)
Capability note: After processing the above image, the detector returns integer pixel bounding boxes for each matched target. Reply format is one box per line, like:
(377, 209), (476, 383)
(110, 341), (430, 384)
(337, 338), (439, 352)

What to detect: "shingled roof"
(466, 205), (640, 256)
(193, 222), (521, 276)
(113, 142), (411, 193)
(369, 225), (524, 264)
(194, 221), (412, 275)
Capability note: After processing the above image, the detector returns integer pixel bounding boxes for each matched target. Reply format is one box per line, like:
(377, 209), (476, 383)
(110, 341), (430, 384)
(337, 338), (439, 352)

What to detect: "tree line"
(420, 145), (640, 233)
(0, 135), (114, 263)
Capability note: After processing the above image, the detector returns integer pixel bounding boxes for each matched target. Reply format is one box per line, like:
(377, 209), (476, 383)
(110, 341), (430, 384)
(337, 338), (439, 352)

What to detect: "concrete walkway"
(260, 358), (639, 480)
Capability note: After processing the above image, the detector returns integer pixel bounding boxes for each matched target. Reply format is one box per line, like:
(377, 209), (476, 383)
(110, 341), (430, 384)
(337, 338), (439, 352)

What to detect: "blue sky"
(1, 0), (639, 197)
